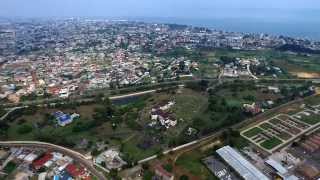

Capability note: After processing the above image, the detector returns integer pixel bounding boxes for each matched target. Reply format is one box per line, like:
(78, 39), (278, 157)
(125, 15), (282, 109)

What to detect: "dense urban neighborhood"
(1, 18), (320, 180)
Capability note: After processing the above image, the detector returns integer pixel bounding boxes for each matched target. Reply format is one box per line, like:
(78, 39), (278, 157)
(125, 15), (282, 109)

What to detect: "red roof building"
(66, 164), (90, 179)
(32, 153), (53, 170)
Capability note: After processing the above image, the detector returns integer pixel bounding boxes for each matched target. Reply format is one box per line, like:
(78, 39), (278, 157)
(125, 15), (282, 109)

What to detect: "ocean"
(129, 17), (320, 41)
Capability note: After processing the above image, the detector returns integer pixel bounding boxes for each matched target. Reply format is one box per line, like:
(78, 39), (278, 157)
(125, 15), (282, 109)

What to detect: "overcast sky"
(1, 0), (319, 21)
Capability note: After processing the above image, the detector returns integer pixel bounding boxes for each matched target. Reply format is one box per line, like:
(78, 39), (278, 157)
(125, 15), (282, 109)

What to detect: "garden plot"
(241, 104), (320, 153)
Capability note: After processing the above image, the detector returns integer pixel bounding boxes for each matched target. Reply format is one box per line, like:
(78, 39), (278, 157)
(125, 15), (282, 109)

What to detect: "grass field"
(243, 127), (263, 138)
(175, 150), (217, 180)
(298, 115), (320, 125)
(260, 137), (283, 150)
(139, 88), (208, 138)
(3, 162), (17, 174)
(259, 123), (273, 130)
(120, 134), (163, 162)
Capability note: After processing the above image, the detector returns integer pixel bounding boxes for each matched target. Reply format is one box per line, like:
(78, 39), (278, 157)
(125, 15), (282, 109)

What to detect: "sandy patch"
(292, 72), (320, 78)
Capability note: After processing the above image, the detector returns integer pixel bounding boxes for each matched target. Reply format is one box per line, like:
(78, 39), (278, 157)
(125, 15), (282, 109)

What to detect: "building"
(296, 163), (320, 180)
(95, 149), (127, 170)
(53, 111), (79, 126)
(243, 103), (262, 115)
(65, 164), (90, 179)
(32, 153), (53, 170)
(216, 146), (269, 180)
(265, 158), (299, 180)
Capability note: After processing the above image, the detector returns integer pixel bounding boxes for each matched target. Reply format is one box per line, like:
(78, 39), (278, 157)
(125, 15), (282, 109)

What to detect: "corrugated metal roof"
(216, 146), (269, 180)
(265, 158), (288, 175)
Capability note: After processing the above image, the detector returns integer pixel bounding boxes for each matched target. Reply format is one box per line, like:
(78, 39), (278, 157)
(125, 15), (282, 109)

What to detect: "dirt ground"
(292, 72), (320, 78)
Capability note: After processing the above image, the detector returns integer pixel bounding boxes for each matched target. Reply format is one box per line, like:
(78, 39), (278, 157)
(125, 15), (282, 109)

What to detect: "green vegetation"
(120, 135), (162, 162)
(260, 123), (273, 130)
(143, 170), (155, 180)
(243, 127), (263, 138)
(298, 115), (320, 125)
(3, 162), (17, 174)
(175, 150), (216, 179)
(17, 124), (33, 134)
(163, 164), (173, 173)
(224, 130), (249, 149)
(260, 137), (283, 150)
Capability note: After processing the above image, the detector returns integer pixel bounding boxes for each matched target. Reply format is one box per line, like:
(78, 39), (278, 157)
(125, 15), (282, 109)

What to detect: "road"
(2, 78), (319, 108)
(109, 89), (157, 100)
(247, 64), (258, 80)
(0, 107), (26, 121)
(0, 141), (107, 180)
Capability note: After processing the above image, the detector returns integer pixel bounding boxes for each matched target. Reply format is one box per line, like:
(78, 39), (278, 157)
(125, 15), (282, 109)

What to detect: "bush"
(17, 124), (33, 134)
(180, 175), (189, 180)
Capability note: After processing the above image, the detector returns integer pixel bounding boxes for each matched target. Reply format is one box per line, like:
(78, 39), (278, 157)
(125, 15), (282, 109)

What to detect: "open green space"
(269, 118), (281, 125)
(243, 127), (263, 138)
(3, 162), (17, 174)
(260, 137), (283, 150)
(260, 123), (273, 130)
(175, 150), (217, 179)
(298, 115), (320, 125)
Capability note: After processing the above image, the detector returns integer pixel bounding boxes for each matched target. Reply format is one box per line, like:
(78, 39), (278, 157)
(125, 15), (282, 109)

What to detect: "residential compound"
(0, 19), (319, 103)
(0, 147), (92, 180)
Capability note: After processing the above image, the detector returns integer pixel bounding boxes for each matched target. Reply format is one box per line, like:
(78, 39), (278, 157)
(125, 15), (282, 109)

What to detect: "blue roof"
(60, 171), (72, 180)
(53, 111), (65, 118)
(58, 114), (71, 122)
(53, 175), (60, 180)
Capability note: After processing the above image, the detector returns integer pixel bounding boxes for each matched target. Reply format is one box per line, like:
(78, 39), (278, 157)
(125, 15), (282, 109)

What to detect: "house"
(65, 164), (90, 179)
(59, 88), (69, 98)
(95, 149), (127, 170)
(32, 152), (53, 170)
(243, 103), (262, 115)
(268, 86), (280, 93)
(150, 101), (177, 129)
(53, 111), (80, 127)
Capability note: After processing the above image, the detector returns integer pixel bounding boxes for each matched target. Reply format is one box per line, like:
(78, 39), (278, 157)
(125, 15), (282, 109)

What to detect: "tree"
(17, 124), (33, 134)
(91, 148), (100, 156)
(179, 61), (185, 71)
(180, 175), (189, 180)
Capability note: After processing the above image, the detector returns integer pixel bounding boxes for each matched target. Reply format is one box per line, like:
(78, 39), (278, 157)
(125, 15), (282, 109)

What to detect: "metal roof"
(216, 146), (269, 180)
(265, 158), (288, 175)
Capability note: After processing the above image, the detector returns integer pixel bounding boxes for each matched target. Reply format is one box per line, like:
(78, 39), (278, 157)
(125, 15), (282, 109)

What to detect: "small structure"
(53, 111), (80, 127)
(65, 164), (90, 179)
(95, 149), (127, 170)
(243, 103), (262, 115)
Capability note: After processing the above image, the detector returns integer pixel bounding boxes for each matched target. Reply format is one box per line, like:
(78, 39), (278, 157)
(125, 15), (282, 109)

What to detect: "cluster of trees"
(185, 80), (209, 92)
(191, 86), (247, 136)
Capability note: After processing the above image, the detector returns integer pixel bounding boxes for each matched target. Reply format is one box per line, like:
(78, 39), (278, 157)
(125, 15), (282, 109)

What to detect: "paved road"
(0, 141), (107, 180)
(2, 78), (319, 108)
(0, 107), (26, 121)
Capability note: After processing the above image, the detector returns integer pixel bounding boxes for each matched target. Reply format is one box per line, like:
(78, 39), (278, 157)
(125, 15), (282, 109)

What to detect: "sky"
(0, 0), (319, 21)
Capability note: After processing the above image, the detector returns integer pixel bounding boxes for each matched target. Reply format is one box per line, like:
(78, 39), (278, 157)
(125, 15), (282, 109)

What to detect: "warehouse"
(216, 146), (269, 180)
